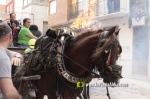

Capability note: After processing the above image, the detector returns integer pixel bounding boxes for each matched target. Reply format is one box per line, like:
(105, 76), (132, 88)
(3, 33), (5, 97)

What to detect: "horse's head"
(92, 26), (122, 84)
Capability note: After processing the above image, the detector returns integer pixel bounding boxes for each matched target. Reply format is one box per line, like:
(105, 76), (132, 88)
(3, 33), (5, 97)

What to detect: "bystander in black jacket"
(8, 13), (21, 46)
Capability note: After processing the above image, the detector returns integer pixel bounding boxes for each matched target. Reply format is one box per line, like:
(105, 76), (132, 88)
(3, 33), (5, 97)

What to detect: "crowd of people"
(0, 13), (42, 98)
(1, 12), (42, 48)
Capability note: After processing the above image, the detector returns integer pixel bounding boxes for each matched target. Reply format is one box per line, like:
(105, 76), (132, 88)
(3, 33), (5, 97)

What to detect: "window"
(50, 0), (56, 14)
(23, 0), (33, 7)
(7, 6), (9, 14)
(71, 0), (77, 14)
(40, 0), (46, 3)
(10, 4), (13, 13)
(23, 0), (28, 6)
(23, 0), (47, 7)
(107, 0), (120, 14)
(78, 0), (84, 11)
(33, 0), (40, 3)
(28, 0), (32, 4)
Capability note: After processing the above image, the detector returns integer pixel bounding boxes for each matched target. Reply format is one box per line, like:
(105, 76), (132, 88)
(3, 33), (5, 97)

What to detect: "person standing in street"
(8, 13), (21, 46)
(107, 0), (114, 14)
(0, 23), (23, 99)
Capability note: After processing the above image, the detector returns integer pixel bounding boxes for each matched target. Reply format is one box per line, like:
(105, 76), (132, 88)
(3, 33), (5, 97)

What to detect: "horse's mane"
(69, 28), (104, 45)
(64, 28), (104, 51)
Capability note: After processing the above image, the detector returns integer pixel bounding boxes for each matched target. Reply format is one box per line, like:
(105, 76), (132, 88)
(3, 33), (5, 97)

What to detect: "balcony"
(69, 0), (129, 20)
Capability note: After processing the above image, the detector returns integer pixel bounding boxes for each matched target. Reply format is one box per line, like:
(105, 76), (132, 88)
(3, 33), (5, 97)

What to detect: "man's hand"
(11, 57), (21, 66)
(16, 26), (20, 30)
(12, 23), (16, 28)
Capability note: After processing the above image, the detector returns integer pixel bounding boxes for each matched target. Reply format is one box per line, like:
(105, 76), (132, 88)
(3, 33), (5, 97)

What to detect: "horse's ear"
(106, 26), (117, 31)
(107, 26), (117, 38)
(114, 29), (120, 36)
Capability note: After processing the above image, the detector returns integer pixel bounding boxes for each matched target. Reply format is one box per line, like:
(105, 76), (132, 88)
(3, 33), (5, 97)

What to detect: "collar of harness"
(56, 36), (93, 84)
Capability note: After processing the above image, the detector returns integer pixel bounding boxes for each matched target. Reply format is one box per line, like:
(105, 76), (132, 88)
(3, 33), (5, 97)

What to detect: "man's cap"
(0, 23), (12, 36)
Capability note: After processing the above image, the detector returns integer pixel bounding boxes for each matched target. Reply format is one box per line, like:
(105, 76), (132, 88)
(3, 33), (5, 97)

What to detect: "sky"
(0, 0), (6, 5)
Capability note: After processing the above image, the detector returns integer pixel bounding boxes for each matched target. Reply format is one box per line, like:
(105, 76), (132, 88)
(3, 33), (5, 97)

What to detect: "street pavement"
(43, 78), (150, 99)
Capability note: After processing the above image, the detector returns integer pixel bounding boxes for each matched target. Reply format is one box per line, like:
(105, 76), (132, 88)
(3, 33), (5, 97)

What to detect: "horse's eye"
(99, 40), (106, 47)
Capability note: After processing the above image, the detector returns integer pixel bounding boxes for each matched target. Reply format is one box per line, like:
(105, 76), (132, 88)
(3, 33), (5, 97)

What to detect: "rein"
(53, 49), (101, 78)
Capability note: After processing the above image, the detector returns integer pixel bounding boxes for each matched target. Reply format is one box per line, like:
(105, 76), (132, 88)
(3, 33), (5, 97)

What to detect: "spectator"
(18, 18), (37, 48)
(114, 0), (120, 13)
(0, 23), (23, 99)
(107, 0), (120, 14)
(29, 24), (42, 37)
(107, 0), (114, 14)
(8, 13), (21, 46)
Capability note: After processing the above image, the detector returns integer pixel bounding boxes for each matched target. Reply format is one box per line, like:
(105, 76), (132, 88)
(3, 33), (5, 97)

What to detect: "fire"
(71, 0), (97, 30)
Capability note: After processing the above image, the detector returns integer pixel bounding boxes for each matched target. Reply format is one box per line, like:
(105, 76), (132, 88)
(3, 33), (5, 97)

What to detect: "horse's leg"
(36, 92), (44, 99)
(47, 95), (57, 99)
(63, 91), (76, 99)
(47, 91), (57, 99)
(41, 70), (57, 99)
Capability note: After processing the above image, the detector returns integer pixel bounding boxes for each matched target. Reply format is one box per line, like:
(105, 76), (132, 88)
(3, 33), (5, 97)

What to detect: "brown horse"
(23, 26), (122, 99)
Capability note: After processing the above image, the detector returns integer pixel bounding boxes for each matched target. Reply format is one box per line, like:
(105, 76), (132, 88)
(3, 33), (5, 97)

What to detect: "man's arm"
(27, 33), (37, 39)
(0, 78), (21, 99)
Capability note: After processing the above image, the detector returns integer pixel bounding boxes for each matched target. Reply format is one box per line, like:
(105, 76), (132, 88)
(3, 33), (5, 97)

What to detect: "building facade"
(0, 4), (6, 20)
(48, 0), (150, 80)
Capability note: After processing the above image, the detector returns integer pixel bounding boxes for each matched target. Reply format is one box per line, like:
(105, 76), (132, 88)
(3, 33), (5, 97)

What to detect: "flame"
(71, 0), (97, 30)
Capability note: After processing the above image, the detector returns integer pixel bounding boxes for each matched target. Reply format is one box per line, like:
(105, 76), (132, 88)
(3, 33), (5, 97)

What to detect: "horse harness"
(24, 36), (57, 73)
(92, 31), (123, 99)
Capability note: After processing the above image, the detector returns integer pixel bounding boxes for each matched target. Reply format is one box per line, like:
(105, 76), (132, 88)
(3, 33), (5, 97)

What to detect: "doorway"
(43, 21), (48, 35)
(132, 26), (149, 76)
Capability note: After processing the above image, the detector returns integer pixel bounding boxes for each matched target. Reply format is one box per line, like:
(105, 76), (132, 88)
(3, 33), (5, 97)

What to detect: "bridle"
(92, 30), (122, 83)
(90, 30), (123, 99)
